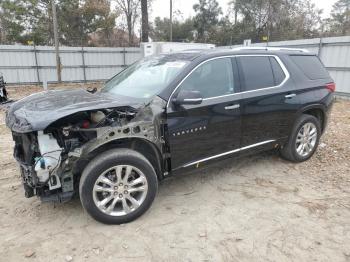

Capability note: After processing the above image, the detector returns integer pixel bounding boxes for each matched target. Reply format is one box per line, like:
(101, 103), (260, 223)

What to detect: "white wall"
(0, 45), (142, 84)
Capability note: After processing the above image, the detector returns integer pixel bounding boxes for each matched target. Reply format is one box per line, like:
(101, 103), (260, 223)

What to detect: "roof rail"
(231, 46), (309, 53)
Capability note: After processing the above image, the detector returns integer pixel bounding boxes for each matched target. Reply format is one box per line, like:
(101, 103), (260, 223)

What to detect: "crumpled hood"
(6, 89), (144, 133)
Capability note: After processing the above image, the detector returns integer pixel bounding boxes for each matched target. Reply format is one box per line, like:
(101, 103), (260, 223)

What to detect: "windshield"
(101, 55), (189, 99)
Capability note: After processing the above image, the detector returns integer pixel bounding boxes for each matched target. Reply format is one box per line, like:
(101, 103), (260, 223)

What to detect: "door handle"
(225, 104), (240, 110)
(285, 93), (296, 99)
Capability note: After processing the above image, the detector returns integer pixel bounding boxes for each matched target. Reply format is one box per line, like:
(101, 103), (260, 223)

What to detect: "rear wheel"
(280, 114), (321, 162)
(79, 148), (158, 224)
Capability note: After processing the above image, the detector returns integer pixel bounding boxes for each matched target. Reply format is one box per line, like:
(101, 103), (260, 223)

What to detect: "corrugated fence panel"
(85, 67), (122, 81)
(125, 47), (143, 65)
(85, 48), (123, 66)
(1, 68), (37, 83)
(0, 45), (35, 67)
(321, 45), (350, 67)
(330, 71), (350, 94)
(84, 47), (125, 81)
(0, 45), (37, 83)
(0, 38), (349, 96)
(38, 68), (57, 83)
(219, 36), (350, 96)
(0, 45), (141, 84)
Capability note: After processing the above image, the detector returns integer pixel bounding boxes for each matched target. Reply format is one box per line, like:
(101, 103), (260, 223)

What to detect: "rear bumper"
(322, 94), (335, 134)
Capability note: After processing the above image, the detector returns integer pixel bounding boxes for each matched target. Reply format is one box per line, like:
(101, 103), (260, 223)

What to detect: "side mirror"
(172, 90), (203, 105)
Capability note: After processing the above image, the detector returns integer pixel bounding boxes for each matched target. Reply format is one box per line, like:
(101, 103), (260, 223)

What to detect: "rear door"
(237, 55), (299, 147)
(166, 57), (242, 170)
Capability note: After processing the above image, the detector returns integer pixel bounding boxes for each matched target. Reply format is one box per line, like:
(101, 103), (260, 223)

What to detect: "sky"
(150, 0), (337, 20)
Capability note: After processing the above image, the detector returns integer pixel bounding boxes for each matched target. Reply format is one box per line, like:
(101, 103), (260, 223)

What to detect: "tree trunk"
(141, 0), (149, 42)
(127, 14), (133, 46)
(234, 9), (238, 24)
(344, 5), (349, 35)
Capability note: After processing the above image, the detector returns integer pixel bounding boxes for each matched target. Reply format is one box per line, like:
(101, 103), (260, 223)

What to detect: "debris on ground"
(24, 250), (35, 258)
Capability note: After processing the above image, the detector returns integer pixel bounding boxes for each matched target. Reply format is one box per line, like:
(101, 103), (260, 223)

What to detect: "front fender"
(79, 121), (159, 157)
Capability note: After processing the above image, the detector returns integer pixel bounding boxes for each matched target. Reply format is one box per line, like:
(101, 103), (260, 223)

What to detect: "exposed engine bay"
(7, 89), (168, 202)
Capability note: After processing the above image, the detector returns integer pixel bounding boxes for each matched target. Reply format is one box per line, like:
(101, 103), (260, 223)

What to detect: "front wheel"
(280, 114), (321, 162)
(79, 148), (158, 224)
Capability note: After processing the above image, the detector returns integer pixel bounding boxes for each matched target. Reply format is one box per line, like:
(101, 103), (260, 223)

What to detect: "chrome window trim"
(183, 98), (203, 102)
(182, 140), (276, 168)
(166, 54), (290, 107)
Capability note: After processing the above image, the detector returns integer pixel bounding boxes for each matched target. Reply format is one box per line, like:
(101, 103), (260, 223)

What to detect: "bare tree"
(141, 0), (149, 42)
(115, 0), (141, 45)
(0, 16), (6, 44)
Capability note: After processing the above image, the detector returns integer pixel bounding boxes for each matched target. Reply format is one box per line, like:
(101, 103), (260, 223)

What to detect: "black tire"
(280, 114), (321, 162)
(79, 148), (158, 224)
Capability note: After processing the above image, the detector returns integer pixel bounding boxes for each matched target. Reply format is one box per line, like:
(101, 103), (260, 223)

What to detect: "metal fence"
(1, 36), (350, 97)
(219, 35), (350, 97)
(0, 45), (142, 84)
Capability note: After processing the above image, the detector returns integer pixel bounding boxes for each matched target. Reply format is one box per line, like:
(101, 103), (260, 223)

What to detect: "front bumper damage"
(7, 95), (168, 203)
(12, 131), (75, 202)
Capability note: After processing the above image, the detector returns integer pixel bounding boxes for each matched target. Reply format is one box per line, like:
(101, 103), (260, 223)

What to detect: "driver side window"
(179, 58), (234, 99)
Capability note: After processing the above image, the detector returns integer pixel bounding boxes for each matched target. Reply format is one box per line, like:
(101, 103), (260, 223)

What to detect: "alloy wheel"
(295, 122), (318, 157)
(92, 165), (148, 216)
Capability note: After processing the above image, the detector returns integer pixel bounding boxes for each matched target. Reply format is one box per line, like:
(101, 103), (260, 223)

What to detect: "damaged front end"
(6, 89), (168, 203)
(12, 130), (70, 201)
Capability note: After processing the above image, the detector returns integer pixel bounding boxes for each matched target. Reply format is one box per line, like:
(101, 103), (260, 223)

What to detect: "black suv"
(6, 48), (335, 224)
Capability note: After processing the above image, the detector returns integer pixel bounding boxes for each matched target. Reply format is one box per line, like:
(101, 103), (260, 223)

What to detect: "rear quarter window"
(269, 57), (286, 85)
(289, 55), (329, 80)
(238, 56), (275, 91)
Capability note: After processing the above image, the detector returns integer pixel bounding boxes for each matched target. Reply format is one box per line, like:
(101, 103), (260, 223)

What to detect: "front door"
(166, 57), (242, 170)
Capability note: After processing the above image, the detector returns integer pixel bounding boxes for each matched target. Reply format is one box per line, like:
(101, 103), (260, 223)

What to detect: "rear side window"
(238, 56), (275, 91)
(269, 57), (286, 85)
(290, 55), (329, 80)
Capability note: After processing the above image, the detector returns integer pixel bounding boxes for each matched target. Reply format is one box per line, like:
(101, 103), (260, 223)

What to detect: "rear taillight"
(326, 82), (336, 92)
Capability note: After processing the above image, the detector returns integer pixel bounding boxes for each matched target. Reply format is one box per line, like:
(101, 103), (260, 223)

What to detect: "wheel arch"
(297, 104), (326, 133)
(73, 138), (164, 181)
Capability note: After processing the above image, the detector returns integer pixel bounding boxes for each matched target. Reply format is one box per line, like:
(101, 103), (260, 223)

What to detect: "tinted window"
(239, 56), (274, 91)
(269, 57), (286, 85)
(290, 55), (329, 80)
(179, 58), (234, 98)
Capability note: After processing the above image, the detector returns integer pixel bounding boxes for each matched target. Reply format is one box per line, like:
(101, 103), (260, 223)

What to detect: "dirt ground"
(0, 84), (350, 262)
